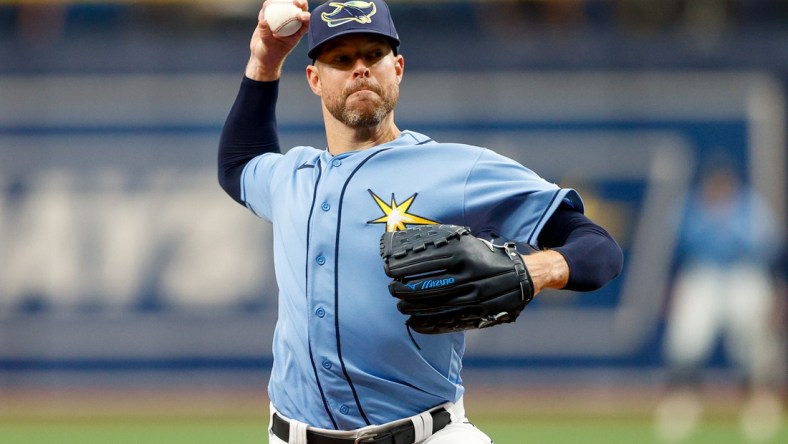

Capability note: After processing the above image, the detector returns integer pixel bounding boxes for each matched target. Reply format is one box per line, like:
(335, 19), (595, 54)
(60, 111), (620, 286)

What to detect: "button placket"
(308, 152), (368, 427)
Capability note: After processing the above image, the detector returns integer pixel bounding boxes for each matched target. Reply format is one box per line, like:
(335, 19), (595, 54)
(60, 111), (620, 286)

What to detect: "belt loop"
(410, 410), (433, 442)
(289, 418), (308, 444)
(421, 411), (433, 439)
(443, 398), (462, 423)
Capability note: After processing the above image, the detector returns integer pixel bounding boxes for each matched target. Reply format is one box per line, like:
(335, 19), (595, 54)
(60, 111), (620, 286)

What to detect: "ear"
(306, 65), (321, 96)
(394, 54), (404, 84)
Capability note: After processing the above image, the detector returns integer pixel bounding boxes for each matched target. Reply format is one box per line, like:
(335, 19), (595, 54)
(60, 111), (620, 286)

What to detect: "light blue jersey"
(241, 130), (582, 429)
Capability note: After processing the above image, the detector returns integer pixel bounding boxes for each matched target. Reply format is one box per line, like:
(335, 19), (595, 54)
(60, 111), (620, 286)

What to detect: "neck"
(324, 113), (401, 155)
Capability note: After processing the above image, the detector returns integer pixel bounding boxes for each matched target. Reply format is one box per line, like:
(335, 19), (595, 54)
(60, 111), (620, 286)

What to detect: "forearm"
(217, 77), (281, 204)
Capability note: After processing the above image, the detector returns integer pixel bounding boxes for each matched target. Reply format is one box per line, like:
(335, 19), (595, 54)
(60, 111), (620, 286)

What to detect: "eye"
(333, 54), (351, 64)
(324, 53), (354, 68)
(365, 48), (386, 62)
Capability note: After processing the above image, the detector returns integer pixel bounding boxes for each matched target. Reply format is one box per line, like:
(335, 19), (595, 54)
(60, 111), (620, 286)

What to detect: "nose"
(352, 57), (371, 79)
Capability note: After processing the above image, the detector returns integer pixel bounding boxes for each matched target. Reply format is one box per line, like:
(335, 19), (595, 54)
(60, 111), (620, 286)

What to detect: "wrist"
(245, 56), (283, 82)
(521, 249), (569, 295)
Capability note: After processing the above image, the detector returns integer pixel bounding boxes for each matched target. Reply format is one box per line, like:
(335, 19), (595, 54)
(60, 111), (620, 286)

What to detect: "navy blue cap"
(308, 0), (400, 60)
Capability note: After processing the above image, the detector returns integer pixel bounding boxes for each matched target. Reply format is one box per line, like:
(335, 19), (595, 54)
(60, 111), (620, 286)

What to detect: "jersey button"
(321, 360), (332, 369)
(339, 405), (350, 415)
(316, 255), (326, 265)
(315, 307), (326, 318)
(331, 159), (342, 167)
(321, 202), (330, 212)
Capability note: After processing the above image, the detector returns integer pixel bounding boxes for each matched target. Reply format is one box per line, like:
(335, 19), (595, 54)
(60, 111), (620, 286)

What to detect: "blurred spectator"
(654, 153), (786, 443)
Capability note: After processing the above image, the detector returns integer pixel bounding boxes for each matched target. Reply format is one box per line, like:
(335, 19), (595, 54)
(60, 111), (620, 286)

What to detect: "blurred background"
(0, 0), (786, 443)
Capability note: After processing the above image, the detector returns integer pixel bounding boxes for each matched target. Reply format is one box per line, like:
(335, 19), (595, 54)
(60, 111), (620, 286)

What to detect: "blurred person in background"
(655, 153), (786, 443)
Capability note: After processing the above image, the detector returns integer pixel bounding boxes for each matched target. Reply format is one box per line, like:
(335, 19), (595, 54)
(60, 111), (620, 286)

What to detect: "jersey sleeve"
(463, 148), (583, 245)
(240, 152), (282, 222)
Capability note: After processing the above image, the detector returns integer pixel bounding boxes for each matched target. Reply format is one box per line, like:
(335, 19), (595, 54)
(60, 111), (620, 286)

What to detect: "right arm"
(217, 0), (310, 204)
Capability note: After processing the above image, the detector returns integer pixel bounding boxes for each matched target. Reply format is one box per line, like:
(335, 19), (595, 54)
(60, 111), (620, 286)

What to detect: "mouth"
(346, 89), (380, 104)
(350, 89), (375, 96)
(346, 83), (379, 97)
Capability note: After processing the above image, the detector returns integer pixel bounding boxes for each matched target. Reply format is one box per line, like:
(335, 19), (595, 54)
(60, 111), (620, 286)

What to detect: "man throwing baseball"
(218, 1), (624, 443)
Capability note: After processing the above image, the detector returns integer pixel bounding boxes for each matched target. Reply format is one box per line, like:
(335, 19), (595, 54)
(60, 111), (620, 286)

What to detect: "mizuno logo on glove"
(404, 277), (456, 291)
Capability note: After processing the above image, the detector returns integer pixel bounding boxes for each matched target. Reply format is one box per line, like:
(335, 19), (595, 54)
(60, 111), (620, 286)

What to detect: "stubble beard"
(325, 81), (399, 129)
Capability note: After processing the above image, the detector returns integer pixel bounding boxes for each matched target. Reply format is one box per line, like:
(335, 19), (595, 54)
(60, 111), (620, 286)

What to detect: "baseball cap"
(308, 0), (400, 60)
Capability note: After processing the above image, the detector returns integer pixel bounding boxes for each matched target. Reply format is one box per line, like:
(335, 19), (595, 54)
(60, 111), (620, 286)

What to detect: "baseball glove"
(380, 224), (534, 334)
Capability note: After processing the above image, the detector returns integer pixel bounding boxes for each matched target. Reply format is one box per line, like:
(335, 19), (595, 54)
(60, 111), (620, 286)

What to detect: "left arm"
(524, 204), (623, 295)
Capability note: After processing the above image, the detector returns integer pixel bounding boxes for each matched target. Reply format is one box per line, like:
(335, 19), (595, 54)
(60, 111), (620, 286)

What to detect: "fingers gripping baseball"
(248, 0), (310, 81)
(380, 225), (535, 334)
(260, 0), (309, 36)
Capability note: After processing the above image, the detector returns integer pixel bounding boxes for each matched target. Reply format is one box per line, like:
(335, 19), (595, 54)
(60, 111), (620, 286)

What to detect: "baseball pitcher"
(217, 1), (624, 443)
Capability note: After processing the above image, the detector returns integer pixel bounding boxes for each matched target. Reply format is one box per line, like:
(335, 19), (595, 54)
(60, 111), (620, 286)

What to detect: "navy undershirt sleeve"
(217, 77), (281, 205)
(537, 204), (624, 291)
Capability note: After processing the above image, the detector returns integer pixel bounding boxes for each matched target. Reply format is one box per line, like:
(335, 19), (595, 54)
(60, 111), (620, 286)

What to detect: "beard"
(324, 80), (399, 128)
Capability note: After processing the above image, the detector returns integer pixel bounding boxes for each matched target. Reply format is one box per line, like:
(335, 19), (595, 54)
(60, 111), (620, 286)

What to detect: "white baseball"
(264, 1), (303, 37)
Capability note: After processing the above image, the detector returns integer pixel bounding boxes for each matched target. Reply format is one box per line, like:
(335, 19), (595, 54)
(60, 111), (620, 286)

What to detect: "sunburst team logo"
(367, 190), (438, 232)
(321, 1), (377, 27)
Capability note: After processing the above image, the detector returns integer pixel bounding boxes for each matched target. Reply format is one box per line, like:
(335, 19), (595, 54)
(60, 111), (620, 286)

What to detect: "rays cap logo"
(308, 0), (400, 60)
